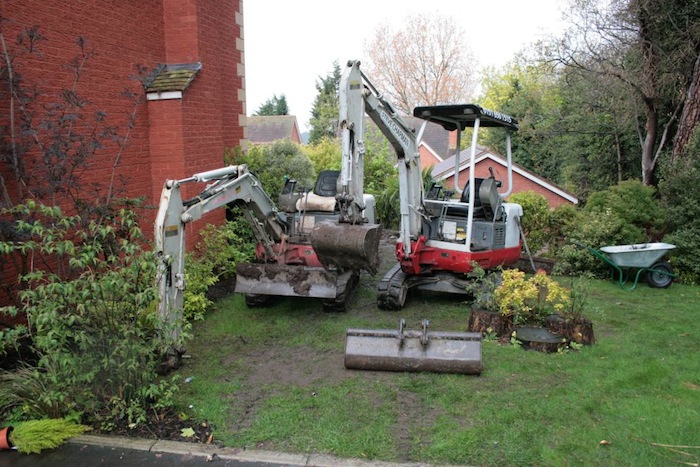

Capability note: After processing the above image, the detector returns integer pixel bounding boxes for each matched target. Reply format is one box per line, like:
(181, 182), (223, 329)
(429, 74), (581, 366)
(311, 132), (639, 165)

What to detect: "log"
(545, 314), (595, 345)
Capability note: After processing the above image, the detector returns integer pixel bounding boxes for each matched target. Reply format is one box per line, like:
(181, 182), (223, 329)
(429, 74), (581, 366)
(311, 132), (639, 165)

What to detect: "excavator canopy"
(413, 104), (519, 131)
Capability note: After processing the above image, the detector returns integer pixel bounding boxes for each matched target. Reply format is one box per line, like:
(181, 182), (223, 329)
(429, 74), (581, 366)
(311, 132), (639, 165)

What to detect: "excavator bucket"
(310, 221), (382, 274)
(235, 263), (353, 299)
(344, 319), (482, 375)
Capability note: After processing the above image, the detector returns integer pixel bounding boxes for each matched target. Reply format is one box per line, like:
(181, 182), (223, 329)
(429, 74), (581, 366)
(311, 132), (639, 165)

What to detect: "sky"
(243, 0), (567, 133)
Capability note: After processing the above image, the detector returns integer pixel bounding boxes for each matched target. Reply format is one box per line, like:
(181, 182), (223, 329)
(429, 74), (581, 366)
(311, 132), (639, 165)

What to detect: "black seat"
(459, 178), (486, 218)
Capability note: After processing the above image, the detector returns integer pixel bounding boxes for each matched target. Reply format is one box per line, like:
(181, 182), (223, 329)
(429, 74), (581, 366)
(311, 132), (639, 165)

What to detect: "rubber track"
(376, 263), (407, 310)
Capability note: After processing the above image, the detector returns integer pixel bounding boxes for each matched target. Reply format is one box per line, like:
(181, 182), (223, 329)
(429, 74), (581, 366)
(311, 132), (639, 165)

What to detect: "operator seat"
(314, 170), (340, 197)
(460, 178), (487, 218)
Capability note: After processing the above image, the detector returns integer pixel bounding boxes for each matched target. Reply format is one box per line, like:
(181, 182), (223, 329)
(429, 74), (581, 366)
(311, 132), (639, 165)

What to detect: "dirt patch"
(236, 346), (351, 388)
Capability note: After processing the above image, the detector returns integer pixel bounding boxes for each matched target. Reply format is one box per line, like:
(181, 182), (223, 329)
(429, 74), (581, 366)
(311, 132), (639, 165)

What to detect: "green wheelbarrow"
(577, 242), (677, 290)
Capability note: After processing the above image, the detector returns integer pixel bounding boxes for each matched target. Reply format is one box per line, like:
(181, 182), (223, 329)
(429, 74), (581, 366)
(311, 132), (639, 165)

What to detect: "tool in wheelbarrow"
(344, 319), (482, 375)
(576, 242), (676, 290)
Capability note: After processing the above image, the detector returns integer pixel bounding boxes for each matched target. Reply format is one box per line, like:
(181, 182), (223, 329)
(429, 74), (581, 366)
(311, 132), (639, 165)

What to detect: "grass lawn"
(175, 275), (700, 466)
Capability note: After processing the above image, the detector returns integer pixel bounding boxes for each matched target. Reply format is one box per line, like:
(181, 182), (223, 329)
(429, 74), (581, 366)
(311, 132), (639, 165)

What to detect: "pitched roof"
(431, 144), (490, 177)
(145, 63), (202, 93)
(247, 115), (302, 144)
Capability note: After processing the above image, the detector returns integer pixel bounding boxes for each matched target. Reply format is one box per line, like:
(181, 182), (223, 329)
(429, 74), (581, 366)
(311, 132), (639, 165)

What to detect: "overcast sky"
(243, 0), (567, 133)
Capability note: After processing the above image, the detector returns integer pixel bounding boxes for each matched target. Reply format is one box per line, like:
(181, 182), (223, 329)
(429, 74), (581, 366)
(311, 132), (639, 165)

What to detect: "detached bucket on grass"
(344, 319), (482, 375)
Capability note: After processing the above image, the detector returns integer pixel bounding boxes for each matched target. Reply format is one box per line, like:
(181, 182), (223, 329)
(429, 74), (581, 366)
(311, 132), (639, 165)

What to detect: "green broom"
(8, 419), (90, 454)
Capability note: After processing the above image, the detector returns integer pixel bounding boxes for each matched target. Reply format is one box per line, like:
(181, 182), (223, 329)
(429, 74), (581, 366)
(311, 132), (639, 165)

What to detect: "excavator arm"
(155, 164), (285, 339)
(340, 61), (425, 257)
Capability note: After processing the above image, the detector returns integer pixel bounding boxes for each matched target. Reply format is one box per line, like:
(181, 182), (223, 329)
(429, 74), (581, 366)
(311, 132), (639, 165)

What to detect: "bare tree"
(549, 0), (700, 185)
(363, 14), (477, 115)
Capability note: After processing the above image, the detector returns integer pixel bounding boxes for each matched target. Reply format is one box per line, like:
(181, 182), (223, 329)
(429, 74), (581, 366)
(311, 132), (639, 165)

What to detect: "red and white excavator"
(338, 60), (523, 310)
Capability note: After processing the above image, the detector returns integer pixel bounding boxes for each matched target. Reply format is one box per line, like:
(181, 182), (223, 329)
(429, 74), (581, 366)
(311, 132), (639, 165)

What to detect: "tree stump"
(545, 315), (595, 345)
(468, 308), (512, 337)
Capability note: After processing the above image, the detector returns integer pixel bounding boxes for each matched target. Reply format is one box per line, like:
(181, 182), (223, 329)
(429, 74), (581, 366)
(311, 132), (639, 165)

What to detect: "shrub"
(583, 180), (664, 242)
(493, 269), (570, 326)
(658, 132), (700, 284)
(184, 220), (255, 321)
(553, 208), (630, 277)
(0, 202), (177, 427)
(508, 191), (551, 254)
(547, 203), (579, 253)
(238, 140), (315, 200)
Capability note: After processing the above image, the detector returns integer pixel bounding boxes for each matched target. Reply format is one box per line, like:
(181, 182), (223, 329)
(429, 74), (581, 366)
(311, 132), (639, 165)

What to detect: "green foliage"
(464, 262), (502, 313)
(238, 140), (315, 200)
(659, 132), (700, 284)
(184, 221), (255, 321)
(584, 180), (664, 241)
(0, 202), (177, 426)
(10, 418), (90, 454)
(253, 94), (289, 116)
(663, 228), (700, 284)
(479, 60), (641, 199)
(508, 191), (551, 254)
(547, 203), (579, 252)
(303, 136), (342, 174)
(308, 62), (341, 145)
(554, 208), (632, 277)
(554, 180), (666, 277)
(363, 147), (396, 194)
(375, 175), (400, 229)
(375, 168), (434, 229)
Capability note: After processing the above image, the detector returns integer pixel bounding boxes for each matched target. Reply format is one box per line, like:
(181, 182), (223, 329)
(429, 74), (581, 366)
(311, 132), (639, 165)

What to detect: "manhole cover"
(514, 326), (563, 344)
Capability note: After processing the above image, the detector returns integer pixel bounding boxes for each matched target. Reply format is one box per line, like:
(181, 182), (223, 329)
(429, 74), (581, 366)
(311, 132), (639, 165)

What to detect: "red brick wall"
(0, 0), (244, 224)
(0, 0), (245, 308)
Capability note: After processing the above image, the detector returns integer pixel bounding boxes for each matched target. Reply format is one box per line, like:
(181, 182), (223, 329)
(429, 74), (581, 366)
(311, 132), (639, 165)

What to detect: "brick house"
(366, 116), (578, 207)
(429, 131), (579, 208)
(0, 0), (247, 307)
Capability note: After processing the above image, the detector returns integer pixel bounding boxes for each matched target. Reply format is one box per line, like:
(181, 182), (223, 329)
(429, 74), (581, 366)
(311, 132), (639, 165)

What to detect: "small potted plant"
(0, 419), (89, 454)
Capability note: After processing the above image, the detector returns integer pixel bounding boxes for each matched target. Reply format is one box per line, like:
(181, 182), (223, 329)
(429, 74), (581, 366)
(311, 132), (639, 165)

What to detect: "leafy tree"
(253, 94), (289, 116)
(239, 139), (315, 199)
(364, 13), (477, 115)
(480, 59), (641, 198)
(303, 136), (342, 174)
(547, 0), (700, 185)
(308, 62), (341, 145)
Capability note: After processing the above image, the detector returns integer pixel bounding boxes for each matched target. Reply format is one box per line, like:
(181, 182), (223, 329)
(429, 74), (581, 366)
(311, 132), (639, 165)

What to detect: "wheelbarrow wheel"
(646, 261), (674, 289)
